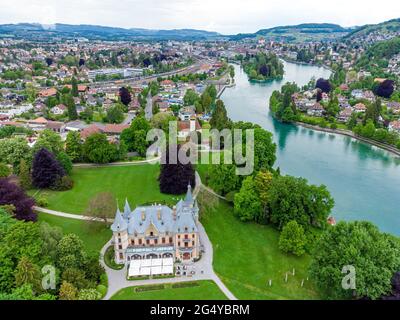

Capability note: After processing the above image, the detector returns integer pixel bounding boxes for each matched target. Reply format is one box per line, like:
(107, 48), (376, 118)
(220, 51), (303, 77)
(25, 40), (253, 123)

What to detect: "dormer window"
(150, 231), (154, 237)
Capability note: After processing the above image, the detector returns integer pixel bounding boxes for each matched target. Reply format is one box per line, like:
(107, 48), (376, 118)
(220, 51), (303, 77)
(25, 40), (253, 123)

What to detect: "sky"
(0, 0), (399, 34)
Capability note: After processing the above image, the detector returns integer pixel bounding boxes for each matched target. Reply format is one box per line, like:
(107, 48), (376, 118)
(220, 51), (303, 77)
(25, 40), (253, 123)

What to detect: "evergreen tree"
(71, 77), (79, 97)
(159, 144), (195, 195)
(65, 131), (83, 162)
(119, 87), (132, 106)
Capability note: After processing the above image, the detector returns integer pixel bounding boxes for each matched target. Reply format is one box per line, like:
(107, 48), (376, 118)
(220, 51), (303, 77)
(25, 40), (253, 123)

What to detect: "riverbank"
(293, 121), (400, 157)
(280, 57), (334, 73)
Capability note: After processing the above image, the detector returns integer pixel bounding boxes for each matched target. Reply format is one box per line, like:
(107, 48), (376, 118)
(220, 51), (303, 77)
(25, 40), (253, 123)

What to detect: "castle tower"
(111, 208), (128, 264)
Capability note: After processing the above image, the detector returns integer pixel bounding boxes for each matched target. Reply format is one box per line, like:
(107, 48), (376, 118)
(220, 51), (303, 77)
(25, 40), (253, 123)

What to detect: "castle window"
(178, 235), (180, 239)
(119, 253), (123, 259)
(162, 238), (165, 244)
(185, 242), (188, 247)
(118, 245), (122, 250)
(185, 227), (188, 232)
(118, 238), (121, 243)
(150, 231), (154, 236)
(192, 241), (195, 246)
(169, 237), (173, 243)
(178, 242), (181, 246)
(146, 239), (150, 245)
(192, 234), (195, 238)
(184, 234), (188, 239)
(138, 239), (142, 245)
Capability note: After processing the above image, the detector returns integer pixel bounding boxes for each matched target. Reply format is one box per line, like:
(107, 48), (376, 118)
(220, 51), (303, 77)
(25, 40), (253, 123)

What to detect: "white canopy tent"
(128, 257), (174, 277)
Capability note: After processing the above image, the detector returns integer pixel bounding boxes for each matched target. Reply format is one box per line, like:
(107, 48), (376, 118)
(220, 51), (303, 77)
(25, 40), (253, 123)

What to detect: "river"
(221, 62), (400, 236)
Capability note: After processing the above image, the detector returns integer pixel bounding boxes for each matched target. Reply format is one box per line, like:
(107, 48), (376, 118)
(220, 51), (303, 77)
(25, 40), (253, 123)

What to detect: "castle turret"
(123, 198), (131, 220)
(111, 208), (128, 265)
(184, 183), (193, 206)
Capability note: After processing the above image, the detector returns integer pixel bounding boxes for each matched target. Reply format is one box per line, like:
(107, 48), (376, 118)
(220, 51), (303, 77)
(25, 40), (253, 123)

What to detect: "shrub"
(0, 163), (11, 178)
(330, 123), (338, 130)
(135, 284), (165, 292)
(96, 284), (107, 299)
(171, 282), (199, 289)
(51, 176), (74, 191)
(36, 196), (48, 207)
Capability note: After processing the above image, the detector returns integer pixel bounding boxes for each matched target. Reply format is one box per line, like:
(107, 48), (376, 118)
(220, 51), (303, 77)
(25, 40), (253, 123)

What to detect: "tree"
(159, 144), (195, 195)
(59, 281), (78, 300)
(32, 148), (65, 189)
(183, 89), (199, 106)
(55, 152), (72, 175)
(62, 268), (91, 290)
(119, 87), (132, 106)
(278, 221), (307, 256)
(18, 159), (32, 190)
(0, 137), (31, 170)
(234, 176), (261, 222)
(83, 133), (119, 164)
(63, 93), (78, 121)
(252, 128), (277, 172)
(0, 178), (36, 221)
(33, 129), (63, 155)
(210, 100), (230, 131)
(208, 161), (242, 196)
(65, 131), (83, 162)
(107, 104), (125, 124)
(14, 256), (42, 294)
(310, 221), (400, 300)
(85, 192), (116, 223)
(267, 175), (334, 230)
(375, 80), (394, 98)
(316, 78), (331, 93)
(121, 116), (151, 154)
(56, 234), (87, 271)
(71, 77), (79, 97)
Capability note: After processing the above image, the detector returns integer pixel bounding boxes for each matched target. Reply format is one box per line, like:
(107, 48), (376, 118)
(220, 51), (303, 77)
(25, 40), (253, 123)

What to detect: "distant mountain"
(229, 23), (354, 42)
(343, 18), (400, 41)
(0, 23), (223, 41)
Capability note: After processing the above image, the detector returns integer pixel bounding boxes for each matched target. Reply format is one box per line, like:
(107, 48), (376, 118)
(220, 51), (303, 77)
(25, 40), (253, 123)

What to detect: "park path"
(35, 169), (237, 300)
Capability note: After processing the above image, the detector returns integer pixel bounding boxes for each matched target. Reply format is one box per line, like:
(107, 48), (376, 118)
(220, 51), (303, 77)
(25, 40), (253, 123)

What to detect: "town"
(1, 3), (400, 306)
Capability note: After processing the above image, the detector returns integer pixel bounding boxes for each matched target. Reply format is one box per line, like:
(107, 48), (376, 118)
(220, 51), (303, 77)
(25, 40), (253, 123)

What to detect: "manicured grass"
(110, 281), (227, 300)
(33, 164), (179, 214)
(38, 212), (112, 255)
(201, 198), (322, 300)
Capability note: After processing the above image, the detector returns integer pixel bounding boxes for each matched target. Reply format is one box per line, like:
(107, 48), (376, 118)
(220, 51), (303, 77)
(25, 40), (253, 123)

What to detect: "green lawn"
(201, 198), (322, 300)
(38, 212), (112, 255)
(33, 164), (179, 214)
(110, 281), (227, 300)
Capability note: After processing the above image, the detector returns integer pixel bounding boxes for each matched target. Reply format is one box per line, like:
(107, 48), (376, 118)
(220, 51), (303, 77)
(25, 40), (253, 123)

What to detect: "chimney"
(141, 209), (146, 221)
(157, 207), (162, 220)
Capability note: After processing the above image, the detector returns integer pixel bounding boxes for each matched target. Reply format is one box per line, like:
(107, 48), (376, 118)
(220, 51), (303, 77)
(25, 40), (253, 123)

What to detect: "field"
(33, 164), (179, 214)
(38, 212), (112, 254)
(200, 197), (322, 300)
(110, 281), (227, 300)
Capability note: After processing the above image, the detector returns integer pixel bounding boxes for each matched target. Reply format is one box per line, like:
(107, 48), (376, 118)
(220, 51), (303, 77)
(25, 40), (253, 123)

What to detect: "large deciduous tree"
(83, 133), (120, 164)
(310, 221), (400, 300)
(65, 131), (83, 162)
(0, 178), (36, 221)
(85, 192), (116, 223)
(31, 148), (65, 189)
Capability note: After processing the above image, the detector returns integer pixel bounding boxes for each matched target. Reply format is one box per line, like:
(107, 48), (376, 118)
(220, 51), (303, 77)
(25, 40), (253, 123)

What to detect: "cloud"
(0, 0), (399, 34)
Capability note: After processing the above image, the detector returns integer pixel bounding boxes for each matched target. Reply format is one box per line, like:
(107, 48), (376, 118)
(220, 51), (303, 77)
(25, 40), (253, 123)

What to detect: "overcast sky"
(1, 0), (399, 34)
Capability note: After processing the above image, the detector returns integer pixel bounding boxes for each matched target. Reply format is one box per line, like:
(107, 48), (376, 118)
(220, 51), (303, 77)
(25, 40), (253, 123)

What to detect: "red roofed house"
(80, 124), (104, 140)
(103, 124), (130, 136)
(39, 88), (57, 98)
